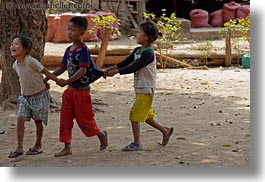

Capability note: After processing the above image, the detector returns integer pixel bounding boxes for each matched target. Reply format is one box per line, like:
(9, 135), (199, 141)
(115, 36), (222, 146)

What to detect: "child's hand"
(103, 71), (108, 79)
(102, 68), (110, 79)
(43, 80), (50, 90)
(57, 78), (68, 87)
(105, 70), (118, 77)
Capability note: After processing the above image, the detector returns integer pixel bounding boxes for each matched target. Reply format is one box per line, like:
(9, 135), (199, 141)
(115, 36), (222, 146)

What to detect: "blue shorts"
(17, 90), (50, 125)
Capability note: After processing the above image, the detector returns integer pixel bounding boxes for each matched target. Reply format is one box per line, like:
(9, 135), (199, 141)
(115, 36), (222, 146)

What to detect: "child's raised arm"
(43, 66), (66, 82)
(41, 68), (60, 84)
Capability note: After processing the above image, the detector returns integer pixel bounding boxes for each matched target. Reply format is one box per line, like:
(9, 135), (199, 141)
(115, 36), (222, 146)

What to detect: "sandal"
(162, 127), (174, 146)
(8, 151), (23, 158)
(26, 148), (43, 155)
(122, 142), (144, 151)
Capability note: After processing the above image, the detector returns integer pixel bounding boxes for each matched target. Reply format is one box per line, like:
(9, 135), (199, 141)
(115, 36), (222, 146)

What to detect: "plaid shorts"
(17, 90), (50, 125)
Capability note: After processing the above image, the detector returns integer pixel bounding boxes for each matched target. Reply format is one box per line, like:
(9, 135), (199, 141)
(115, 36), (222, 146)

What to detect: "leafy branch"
(220, 15), (250, 42)
(143, 10), (186, 68)
(88, 14), (121, 40)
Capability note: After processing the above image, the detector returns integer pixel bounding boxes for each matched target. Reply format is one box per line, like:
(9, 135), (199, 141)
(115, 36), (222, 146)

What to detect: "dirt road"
(0, 67), (250, 167)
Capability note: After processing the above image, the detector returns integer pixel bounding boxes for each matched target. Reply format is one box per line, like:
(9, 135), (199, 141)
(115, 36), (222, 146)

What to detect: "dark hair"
(12, 35), (32, 54)
(69, 16), (88, 30)
(140, 19), (161, 42)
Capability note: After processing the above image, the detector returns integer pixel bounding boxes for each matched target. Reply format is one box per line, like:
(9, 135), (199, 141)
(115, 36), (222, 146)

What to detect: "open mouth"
(10, 48), (17, 54)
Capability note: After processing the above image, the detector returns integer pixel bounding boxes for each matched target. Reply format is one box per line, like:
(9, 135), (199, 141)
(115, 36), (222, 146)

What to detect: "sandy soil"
(0, 66), (250, 167)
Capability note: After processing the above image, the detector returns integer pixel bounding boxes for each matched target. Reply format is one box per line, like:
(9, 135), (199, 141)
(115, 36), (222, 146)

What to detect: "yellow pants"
(129, 94), (156, 122)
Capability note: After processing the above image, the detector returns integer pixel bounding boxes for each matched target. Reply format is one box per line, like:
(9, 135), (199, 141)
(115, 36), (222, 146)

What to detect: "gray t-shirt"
(13, 55), (46, 96)
(117, 46), (156, 95)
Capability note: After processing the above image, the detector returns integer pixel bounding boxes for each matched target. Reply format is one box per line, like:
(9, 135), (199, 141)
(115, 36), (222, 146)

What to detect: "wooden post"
(137, 0), (146, 24)
(122, 0), (139, 29)
(225, 29), (232, 66)
(96, 28), (112, 68)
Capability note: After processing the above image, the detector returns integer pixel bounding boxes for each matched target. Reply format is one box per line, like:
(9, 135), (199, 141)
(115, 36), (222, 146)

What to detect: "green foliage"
(143, 10), (182, 43)
(190, 41), (213, 64)
(143, 12), (156, 21)
(219, 15), (250, 57)
(191, 41), (213, 51)
(220, 15), (250, 42)
(143, 10), (183, 68)
(88, 14), (121, 40)
(129, 36), (135, 41)
(91, 15), (120, 30)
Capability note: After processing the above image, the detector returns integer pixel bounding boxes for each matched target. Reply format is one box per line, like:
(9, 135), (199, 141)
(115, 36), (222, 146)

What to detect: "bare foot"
(99, 131), (108, 150)
(54, 148), (72, 157)
(162, 127), (174, 146)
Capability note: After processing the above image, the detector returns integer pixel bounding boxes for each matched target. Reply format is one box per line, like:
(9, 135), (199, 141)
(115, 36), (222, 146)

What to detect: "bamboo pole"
(155, 51), (193, 68)
(96, 28), (112, 68)
(155, 51), (208, 70)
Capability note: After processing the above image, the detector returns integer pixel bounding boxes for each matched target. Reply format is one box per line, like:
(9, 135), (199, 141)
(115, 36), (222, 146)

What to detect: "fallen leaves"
(244, 133), (251, 137)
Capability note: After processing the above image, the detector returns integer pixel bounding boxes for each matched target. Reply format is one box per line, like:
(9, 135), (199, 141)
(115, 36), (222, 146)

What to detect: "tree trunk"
(0, 0), (47, 110)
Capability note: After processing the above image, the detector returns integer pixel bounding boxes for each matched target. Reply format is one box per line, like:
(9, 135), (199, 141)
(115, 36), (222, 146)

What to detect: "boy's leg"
(33, 120), (43, 150)
(10, 96), (30, 156)
(54, 142), (72, 157)
(145, 118), (174, 146)
(54, 89), (74, 157)
(74, 90), (108, 150)
(8, 118), (26, 158)
(59, 89), (75, 143)
(122, 121), (143, 151)
(124, 94), (150, 150)
(75, 90), (100, 137)
(16, 118), (26, 153)
(25, 91), (49, 155)
(145, 118), (167, 134)
(97, 131), (108, 150)
(26, 120), (44, 155)
(131, 121), (141, 146)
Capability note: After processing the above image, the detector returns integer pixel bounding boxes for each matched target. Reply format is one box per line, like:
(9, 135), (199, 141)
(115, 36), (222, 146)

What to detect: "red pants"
(59, 87), (100, 143)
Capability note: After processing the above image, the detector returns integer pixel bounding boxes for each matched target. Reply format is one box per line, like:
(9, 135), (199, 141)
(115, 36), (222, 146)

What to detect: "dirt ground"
(0, 65), (250, 167)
